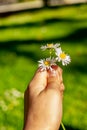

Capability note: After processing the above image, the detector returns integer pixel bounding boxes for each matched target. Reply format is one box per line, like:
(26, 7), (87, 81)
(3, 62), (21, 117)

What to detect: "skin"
(23, 65), (65, 130)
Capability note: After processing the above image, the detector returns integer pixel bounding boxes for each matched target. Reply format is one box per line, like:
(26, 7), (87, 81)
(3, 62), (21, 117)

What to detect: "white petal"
(62, 61), (65, 66)
(54, 43), (60, 48)
(56, 57), (61, 62)
(55, 47), (62, 55)
(40, 46), (47, 51)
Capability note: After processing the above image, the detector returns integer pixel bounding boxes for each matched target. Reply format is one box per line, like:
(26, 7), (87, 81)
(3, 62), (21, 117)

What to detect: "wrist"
(24, 123), (51, 130)
(24, 122), (59, 130)
(23, 118), (54, 130)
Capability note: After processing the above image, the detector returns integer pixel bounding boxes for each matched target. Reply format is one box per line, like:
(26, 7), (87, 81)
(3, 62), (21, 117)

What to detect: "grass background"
(0, 3), (87, 130)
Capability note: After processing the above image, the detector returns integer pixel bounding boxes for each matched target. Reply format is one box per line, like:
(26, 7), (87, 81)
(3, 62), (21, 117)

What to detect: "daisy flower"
(41, 43), (60, 51)
(38, 57), (56, 71)
(55, 47), (71, 66)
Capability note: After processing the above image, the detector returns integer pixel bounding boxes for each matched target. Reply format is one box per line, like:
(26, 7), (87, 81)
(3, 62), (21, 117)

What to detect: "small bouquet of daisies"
(38, 43), (71, 71)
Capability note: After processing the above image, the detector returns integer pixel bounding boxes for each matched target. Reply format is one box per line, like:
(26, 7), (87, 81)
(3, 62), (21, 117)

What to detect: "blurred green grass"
(0, 4), (87, 130)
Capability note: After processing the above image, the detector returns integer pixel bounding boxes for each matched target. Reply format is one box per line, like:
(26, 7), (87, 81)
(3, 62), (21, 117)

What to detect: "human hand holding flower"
(24, 43), (71, 130)
(24, 65), (64, 130)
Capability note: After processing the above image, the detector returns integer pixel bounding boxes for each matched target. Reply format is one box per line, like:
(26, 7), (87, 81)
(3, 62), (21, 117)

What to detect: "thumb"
(29, 68), (48, 97)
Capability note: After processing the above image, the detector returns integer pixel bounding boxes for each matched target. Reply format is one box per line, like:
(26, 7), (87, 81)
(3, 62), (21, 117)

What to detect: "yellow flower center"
(47, 44), (53, 48)
(60, 53), (66, 59)
(44, 61), (50, 66)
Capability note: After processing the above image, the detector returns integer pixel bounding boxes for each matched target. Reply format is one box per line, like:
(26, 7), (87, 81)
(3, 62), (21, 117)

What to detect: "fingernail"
(51, 65), (58, 70)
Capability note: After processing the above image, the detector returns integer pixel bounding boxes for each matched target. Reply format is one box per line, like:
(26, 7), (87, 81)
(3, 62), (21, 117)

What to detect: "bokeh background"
(0, 0), (87, 130)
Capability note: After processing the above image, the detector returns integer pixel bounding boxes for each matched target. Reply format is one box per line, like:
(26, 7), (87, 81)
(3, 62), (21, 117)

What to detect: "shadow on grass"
(0, 17), (86, 30)
(0, 26), (87, 46)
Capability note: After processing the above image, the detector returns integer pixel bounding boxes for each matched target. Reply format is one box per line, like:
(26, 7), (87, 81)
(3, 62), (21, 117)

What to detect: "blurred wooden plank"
(0, 1), (43, 14)
(0, 0), (86, 15)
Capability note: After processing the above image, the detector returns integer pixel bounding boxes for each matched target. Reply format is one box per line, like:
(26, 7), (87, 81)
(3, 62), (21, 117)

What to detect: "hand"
(23, 65), (64, 130)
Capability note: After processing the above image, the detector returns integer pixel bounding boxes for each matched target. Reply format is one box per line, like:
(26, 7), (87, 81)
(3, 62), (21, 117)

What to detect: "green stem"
(49, 49), (52, 57)
(61, 122), (66, 130)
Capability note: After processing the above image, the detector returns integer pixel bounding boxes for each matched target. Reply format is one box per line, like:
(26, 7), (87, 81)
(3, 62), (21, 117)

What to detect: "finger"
(51, 65), (63, 83)
(60, 83), (65, 99)
(47, 66), (60, 90)
(60, 83), (65, 92)
(29, 68), (48, 96)
(47, 66), (64, 92)
(57, 66), (63, 84)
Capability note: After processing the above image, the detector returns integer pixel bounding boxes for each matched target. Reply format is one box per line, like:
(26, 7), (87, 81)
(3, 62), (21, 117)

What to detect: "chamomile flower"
(41, 43), (60, 51)
(38, 57), (56, 71)
(56, 47), (71, 66)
